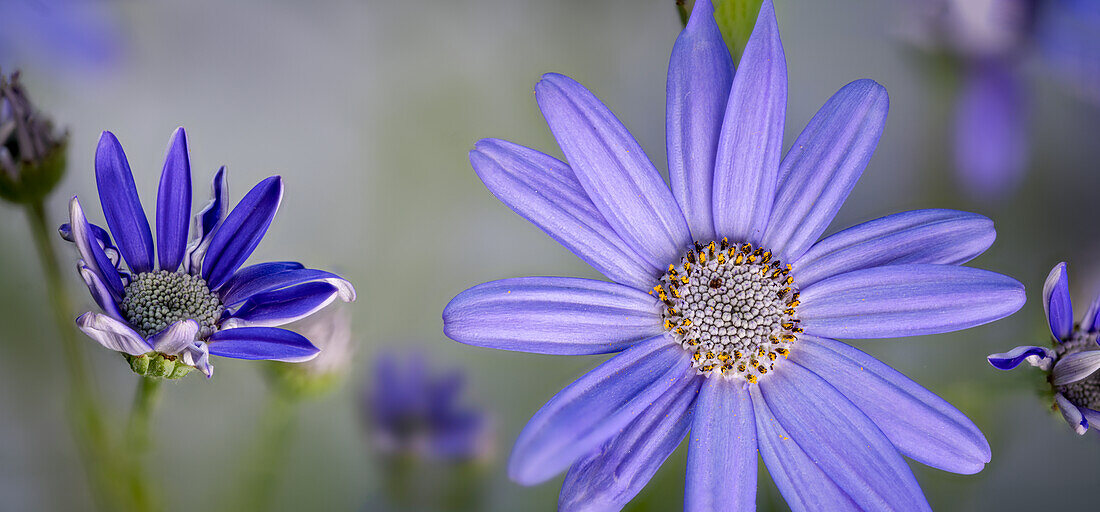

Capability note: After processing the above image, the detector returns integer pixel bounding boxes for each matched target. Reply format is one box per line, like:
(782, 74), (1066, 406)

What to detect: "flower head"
(989, 262), (1100, 435)
(60, 128), (355, 378)
(443, 1), (1025, 509)
(0, 70), (67, 203)
(362, 351), (493, 462)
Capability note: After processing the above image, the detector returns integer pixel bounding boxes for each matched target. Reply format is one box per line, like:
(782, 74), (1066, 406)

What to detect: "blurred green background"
(1, 0), (1099, 510)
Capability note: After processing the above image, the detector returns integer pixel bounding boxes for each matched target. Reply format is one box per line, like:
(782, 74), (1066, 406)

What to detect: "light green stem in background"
(237, 390), (300, 512)
(677, 0), (690, 27)
(127, 377), (163, 453)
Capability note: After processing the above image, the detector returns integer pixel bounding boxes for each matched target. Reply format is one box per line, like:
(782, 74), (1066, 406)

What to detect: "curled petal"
(220, 265), (354, 307)
(59, 221), (120, 268)
(1055, 393), (1089, 435)
(1044, 262), (1073, 343)
(76, 312), (151, 355)
(184, 166), (228, 275)
(987, 345), (1056, 371)
(150, 319), (200, 355)
(68, 197), (124, 300)
(78, 263), (124, 321)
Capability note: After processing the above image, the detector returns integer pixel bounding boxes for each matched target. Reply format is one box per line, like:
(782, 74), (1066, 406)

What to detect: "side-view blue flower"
(60, 127), (356, 378)
(443, 1), (1026, 510)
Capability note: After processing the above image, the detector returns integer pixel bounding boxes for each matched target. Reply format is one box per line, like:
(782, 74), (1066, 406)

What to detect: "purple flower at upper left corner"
(0, 0), (124, 72)
(58, 128), (356, 379)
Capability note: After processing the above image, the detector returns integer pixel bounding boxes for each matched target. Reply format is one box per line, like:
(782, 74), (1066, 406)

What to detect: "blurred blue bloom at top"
(363, 351), (493, 462)
(902, 0), (1100, 200)
(0, 0), (124, 72)
(59, 128), (355, 378)
(989, 262), (1100, 435)
(443, 1), (1025, 510)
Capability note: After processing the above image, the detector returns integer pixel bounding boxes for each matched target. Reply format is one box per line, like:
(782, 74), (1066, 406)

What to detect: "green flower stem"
(127, 376), (163, 452)
(237, 390), (300, 512)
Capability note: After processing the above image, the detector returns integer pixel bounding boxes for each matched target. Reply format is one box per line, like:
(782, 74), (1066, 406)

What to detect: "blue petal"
(220, 266), (354, 306)
(954, 61), (1027, 200)
(763, 79), (889, 262)
(470, 138), (659, 290)
(155, 127), (192, 272)
(443, 277), (663, 355)
(1043, 262), (1073, 342)
(684, 377), (757, 512)
(792, 335), (990, 474)
(1052, 350), (1100, 386)
(559, 371), (700, 512)
(218, 261), (304, 300)
(1055, 393), (1089, 435)
(201, 176), (283, 290)
(793, 209), (996, 287)
(508, 335), (690, 485)
(534, 73), (692, 269)
(1083, 293), (1100, 334)
(95, 131), (154, 273)
(68, 197), (124, 299)
(222, 282), (340, 329)
(59, 221), (120, 268)
(712, 0), (786, 244)
(78, 264), (123, 321)
(184, 166), (228, 275)
(987, 345), (1056, 371)
(75, 312), (152, 356)
(799, 264), (1025, 339)
(207, 327), (319, 362)
(750, 385), (859, 512)
(666, 0), (733, 242)
(759, 361), (931, 511)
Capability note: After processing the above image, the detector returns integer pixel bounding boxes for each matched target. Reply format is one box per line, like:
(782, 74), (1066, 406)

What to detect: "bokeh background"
(2, 0), (1099, 510)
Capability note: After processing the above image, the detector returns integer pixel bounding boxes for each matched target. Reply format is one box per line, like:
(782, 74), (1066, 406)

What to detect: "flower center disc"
(120, 270), (223, 338)
(1056, 332), (1100, 410)
(655, 240), (801, 383)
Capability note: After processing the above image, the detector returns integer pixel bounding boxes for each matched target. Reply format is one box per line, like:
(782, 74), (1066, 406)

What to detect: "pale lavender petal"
(78, 264), (123, 321)
(207, 327), (319, 362)
(987, 345), (1056, 371)
(750, 385), (860, 511)
(221, 282), (340, 329)
(179, 341), (213, 378)
(684, 377), (756, 512)
(184, 166), (228, 275)
(75, 312), (151, 355)
(95, 131), (154, 273)
(155, 127), (191, 272)
(763, 79), (888, 261)
(1083, 408), (1100, 433)
(1055, 393), (1089, 435)
(470, 138), (658, 289)
(1044, 262), (1073, 342)
(954, 61), (1027, 200)
(535, 73), (691, 269)
(799, 264), (1025, 339)
(792, 335), (990, 474)
(59, 221), (120, 268)
(149, 319), (199, 355)
(220, 266), (354, 306)
(201, 176), (283, 290)
(68, 197), (124, 299)
(793, 209), (995, 287)
(559, 371), (700, 512)
(1051, 350), (1100, 386)
(759, 362), (931, 511)
(666, 0), (733, 242)
(443, 277), (663, 355)
(508, 335), (690, 485)
(712, 0), (786, 244)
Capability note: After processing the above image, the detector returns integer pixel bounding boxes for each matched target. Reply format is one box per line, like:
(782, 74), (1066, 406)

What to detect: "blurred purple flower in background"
(363, 351), (493, 462)
(60, 128), (355, 378)
(444, 1), (1025, 509)
(0, 0), (123, 73)
(989, 262), (1100, 435)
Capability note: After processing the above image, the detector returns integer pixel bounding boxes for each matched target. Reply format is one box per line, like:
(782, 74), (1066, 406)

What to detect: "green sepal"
(0, 141), (67, 204)
(124, 353), (195, 380)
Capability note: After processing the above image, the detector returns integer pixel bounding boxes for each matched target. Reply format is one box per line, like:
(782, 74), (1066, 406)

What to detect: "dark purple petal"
(149, 319), (200, 355)
(470, 139), (659, 290)
(666, 0), (733, 242)
(954, 61), (1028, 200)
(220, 266), (353, 307)
(759, 362), (931, 511)
(75, 312), (152, 355)
(559, 371), (700, 512)
(763, 79), (889, 262)
(59, 221), (120, 267)
(987, 345), (1056, 371)
(535, 73), (692, 269)
(184, 166), (228, 275)
(799, 264), (1025, 339)
(1055, 393), (1089, 435)
(219, 261), (304, 299)
(155, 127), (191, 272)
(712, 0), (786, 244)
(1044, 262), (1073, 342)
(750, 385), (860, 511)
(78, 264), (124, 321)
(201, 176), (283, 290)
(207, 326), (319, 362)
(68, 197), (124, 299)
(443, 277), (663, 355)
(222, 282), (340, 329)
(684, 377), (757, 512)
(793, 209), (996, 287)
(1084, 293), (1100, 334)
(792, 336), (990, 474)
(95, 131), (154, 273)
(507, 335), (690, 485)
(1052, 351), (1100, 386)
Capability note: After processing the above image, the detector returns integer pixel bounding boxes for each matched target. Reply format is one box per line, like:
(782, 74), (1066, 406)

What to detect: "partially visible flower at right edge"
(0, 70), (67, 204)
(989, 262), (1100, 435)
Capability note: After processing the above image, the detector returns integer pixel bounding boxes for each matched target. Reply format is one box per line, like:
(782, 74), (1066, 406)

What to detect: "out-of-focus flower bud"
(0, 70), (68, 203)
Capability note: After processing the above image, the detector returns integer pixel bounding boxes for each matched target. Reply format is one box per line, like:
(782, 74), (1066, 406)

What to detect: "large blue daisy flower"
(989, 262), (1100, 435)
(61, 128), (355, 378)
(443, 1), (1025, 510)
